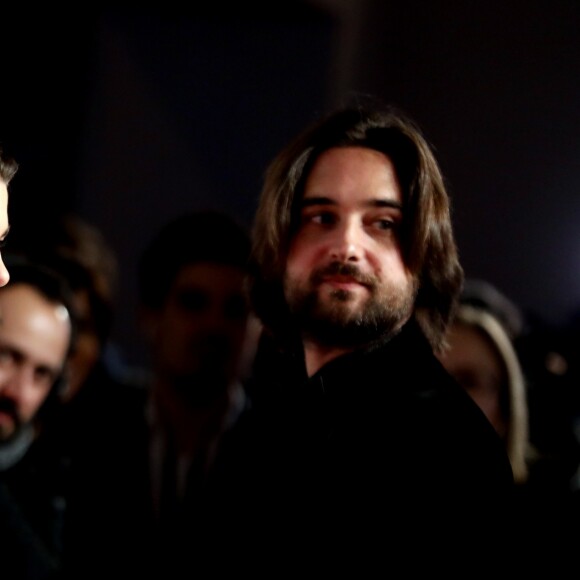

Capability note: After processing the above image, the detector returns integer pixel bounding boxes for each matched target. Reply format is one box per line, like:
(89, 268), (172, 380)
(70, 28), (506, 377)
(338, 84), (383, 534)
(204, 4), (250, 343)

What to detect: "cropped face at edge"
(283, 146), (416, 347)
(0, 182), (10, 288)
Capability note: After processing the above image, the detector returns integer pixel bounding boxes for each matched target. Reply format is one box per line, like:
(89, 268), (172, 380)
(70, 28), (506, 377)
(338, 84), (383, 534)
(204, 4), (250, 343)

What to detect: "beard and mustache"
(284, 261), (417, 349)
(0, 396), (21, 441)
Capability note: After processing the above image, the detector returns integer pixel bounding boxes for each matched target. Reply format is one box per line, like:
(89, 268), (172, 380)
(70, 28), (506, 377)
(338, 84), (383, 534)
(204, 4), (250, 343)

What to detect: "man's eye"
(304, 212), (335, 226)
(35, 368), (56, 387)
(367, 217), (397, 231)
(375, 219), (396, 230)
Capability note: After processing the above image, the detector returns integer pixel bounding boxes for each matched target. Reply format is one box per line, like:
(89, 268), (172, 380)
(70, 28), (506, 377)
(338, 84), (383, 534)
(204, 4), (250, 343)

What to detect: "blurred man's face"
(147, 262), (251, 404)
(0, 284), (71, 441)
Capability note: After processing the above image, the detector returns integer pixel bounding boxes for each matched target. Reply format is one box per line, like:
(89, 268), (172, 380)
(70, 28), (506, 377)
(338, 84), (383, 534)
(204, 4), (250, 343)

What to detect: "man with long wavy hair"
(204, 97), (515, 574)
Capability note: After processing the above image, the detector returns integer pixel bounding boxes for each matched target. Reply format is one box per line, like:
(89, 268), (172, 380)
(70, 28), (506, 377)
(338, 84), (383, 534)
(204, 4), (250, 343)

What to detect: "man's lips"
(312, 262), (376, 290)
(320, 275), (368, 290)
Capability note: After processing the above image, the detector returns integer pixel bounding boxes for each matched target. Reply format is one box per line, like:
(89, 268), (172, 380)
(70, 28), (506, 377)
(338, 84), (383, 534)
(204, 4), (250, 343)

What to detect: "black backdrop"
(2, 0), (580, 367)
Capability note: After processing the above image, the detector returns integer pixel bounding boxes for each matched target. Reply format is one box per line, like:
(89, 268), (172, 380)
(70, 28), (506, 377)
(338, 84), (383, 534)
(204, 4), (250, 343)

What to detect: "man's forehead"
(299, 195), (402, 210)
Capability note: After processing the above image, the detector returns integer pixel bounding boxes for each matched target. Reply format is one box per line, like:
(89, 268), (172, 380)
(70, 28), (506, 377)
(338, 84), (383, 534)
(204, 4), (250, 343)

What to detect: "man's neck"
(303, 341), (354, 377)
(301, 320), (409, 377)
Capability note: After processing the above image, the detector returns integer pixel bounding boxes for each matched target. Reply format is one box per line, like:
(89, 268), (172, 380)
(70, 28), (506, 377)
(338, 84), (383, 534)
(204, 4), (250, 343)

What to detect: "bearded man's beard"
(284, 262), (417, 348)
(0, 396), (22, 442)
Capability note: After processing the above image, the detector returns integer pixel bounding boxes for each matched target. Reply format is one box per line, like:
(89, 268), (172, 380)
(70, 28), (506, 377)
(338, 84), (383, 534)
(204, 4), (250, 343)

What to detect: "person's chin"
(320, 291), (366, 312)
(320, 280), (368, 297)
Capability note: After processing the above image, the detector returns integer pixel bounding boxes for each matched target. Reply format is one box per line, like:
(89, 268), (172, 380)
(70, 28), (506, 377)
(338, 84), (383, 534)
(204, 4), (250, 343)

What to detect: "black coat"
(203, 319), (516, 573)
(0, 435), (68, 580)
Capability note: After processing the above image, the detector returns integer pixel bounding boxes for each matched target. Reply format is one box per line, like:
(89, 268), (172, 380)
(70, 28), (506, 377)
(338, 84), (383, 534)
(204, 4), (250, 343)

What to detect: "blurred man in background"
(0, 257), (75, 580)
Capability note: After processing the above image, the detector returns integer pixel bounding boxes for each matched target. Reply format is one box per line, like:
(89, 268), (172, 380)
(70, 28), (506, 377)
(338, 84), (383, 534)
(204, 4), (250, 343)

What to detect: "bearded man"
(201, 97), (516, 575)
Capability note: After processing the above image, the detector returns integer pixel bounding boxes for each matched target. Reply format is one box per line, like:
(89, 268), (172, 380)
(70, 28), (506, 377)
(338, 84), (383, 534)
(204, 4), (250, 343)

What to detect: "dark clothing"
(56, 357), (249, 579)
(44, 358), (152, 580)
(202, 320), (516, 573)
(0, 434), (68, 580)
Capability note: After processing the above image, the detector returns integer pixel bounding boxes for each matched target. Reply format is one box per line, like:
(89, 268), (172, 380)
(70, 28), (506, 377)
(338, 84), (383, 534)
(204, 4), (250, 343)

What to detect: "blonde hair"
(454, 304), (530, 484)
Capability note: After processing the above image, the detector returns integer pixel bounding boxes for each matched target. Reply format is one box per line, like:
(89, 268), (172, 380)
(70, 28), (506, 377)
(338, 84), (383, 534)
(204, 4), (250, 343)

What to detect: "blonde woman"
(438, 296), (531, 483)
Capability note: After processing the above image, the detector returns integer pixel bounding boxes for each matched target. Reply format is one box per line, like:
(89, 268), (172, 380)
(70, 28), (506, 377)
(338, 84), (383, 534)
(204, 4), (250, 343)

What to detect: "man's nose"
(0, 380), (19, 404)
(0, 368), (32, 399)
(330, 220), (364, 261)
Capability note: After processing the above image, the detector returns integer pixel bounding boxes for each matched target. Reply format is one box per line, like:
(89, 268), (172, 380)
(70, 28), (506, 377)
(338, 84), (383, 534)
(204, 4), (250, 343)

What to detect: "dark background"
(2, 0), (580, 368)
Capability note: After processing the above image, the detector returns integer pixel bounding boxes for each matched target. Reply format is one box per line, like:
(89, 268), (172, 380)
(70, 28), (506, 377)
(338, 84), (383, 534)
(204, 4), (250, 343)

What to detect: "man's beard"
(284, 261), (417, 348)
(0, 397), (22, 442)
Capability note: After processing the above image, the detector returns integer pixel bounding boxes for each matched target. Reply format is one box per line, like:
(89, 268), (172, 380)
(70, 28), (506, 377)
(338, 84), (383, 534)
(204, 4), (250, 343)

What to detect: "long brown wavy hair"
(248, 96), (463, 353)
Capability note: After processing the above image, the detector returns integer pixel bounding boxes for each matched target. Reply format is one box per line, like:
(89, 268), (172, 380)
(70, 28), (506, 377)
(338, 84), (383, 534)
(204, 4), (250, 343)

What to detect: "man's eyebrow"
(372, 199), (403, 211)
